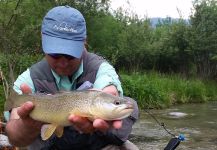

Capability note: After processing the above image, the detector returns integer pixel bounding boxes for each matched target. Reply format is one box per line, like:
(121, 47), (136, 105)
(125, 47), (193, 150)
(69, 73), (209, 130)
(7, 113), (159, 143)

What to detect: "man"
(5, 6), (139, 150)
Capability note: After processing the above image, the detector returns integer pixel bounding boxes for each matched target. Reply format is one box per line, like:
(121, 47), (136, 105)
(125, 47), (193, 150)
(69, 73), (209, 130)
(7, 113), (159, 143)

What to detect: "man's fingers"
(93, 119), (122, 132)
(88, 88), (102, 92)
(20, 83), (32, 94)
(17, 101), (34, 119)
(102, 85), (119, 96)
(68, 115), (94, 133)
(69, 114), (87, 124)
(93, 119), (109, 132)
(112, 120), (122, 129)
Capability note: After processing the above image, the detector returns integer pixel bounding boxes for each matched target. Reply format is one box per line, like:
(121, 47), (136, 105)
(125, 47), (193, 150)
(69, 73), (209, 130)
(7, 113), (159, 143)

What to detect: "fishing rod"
(144, 109), (185, 150)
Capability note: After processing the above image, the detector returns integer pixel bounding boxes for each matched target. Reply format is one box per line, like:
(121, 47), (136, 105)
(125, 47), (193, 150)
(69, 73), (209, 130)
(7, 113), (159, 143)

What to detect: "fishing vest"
(28, 51), (139, 150)
(30, 50), (105, 94)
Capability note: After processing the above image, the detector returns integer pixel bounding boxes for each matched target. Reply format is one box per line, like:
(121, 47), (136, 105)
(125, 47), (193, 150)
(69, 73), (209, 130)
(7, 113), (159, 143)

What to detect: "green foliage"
(0, 0), (53, 55)
(121, 73), (171, 108)
(0, 53), (42, 114)
(0, 0), (216, 79)
(189, 0), (217, 78)
(121, 72), (217, 109)
(0, 53), (43, 82)
(87, 14), (122, 64)
(0, 85), (5, 114)
(203, 80), (217, 100)
(117, 17), (153, 71)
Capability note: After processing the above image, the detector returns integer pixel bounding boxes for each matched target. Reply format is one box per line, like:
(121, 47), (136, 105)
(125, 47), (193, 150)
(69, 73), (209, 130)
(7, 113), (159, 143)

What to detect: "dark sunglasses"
(48, 54), (76, 60)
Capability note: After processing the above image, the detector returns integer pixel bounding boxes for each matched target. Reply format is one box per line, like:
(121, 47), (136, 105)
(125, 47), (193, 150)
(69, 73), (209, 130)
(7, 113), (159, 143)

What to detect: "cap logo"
(53, 22), (78, 33)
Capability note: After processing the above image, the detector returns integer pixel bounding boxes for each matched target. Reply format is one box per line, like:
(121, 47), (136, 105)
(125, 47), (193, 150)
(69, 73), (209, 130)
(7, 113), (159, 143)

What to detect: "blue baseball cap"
(41, 6), (86, 58)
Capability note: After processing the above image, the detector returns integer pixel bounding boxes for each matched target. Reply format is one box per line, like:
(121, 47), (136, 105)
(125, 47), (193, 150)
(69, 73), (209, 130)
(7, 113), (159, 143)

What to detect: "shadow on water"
(130, 101), (217, 150)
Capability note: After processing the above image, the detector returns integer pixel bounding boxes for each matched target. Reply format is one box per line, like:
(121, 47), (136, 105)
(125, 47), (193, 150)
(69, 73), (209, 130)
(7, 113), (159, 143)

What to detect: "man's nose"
(57, 57), (69, 67)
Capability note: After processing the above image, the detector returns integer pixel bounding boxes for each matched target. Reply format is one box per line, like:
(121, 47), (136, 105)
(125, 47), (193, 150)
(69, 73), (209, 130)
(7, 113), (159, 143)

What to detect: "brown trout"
(4, 90), (134, 140)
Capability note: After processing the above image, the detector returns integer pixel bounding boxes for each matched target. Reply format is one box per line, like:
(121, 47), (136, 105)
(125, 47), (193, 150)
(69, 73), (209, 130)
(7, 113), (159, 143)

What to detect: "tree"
(151, 18), (192, 75)
(0, 0), (52, 82)
(189, 0), (217, 78)
(112, 9), (153, 72)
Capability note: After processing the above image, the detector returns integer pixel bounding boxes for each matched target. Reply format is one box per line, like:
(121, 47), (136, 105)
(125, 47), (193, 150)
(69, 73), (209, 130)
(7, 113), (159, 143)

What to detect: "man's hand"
(69, 85), (122, 134)
(6, 84), (43, 146)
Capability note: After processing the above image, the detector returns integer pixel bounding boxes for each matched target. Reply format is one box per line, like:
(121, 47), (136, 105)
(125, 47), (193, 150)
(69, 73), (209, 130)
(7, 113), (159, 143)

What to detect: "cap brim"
(42, 34), (84, 58)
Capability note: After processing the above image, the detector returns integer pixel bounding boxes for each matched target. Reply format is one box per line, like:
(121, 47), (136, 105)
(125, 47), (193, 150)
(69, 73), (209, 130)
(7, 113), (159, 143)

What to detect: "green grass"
(120, 72), (217, 109)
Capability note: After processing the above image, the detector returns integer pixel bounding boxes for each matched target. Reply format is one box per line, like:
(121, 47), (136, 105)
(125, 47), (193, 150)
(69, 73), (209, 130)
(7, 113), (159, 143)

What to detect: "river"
(130, 101), (217, 150)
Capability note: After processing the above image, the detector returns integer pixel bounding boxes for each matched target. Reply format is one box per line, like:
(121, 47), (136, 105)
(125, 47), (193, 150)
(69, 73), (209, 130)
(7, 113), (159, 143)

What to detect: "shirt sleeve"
(93, 62), (123, 96)
(13, 68), (35, 94)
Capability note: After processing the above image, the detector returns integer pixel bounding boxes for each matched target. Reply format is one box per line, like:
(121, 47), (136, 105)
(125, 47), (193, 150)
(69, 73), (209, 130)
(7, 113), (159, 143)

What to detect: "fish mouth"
(120, 104), (134, 114)
(122, 108), (134, 113)
(126, 103), (134, 109)
(116, 108), (134, 120)
(118, 103), (134, 115)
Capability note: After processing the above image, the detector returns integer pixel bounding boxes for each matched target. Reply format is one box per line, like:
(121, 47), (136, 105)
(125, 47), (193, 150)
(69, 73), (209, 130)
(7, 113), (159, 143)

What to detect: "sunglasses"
(48, 54), (76, 60)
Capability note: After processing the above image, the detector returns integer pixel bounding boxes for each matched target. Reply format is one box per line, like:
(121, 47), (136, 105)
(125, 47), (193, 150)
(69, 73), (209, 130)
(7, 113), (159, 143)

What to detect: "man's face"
(45, 54), (81, 76)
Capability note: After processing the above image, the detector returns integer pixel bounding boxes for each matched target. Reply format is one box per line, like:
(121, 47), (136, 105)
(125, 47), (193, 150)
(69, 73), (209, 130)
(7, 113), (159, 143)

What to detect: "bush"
(121, 73), (170, 109)
(120, 72), (217, 109)
(0, 85), (5, 115)
(0, 53), (43, 81)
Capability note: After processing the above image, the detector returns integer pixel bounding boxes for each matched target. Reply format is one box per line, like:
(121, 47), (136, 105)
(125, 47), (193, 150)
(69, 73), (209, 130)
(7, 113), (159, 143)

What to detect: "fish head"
(89, 92), (134, 120)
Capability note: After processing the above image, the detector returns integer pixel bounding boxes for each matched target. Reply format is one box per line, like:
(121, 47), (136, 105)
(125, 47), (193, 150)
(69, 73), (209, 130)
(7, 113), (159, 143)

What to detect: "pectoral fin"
(55, 126), (64, 138)
(41, 124), (57, 140)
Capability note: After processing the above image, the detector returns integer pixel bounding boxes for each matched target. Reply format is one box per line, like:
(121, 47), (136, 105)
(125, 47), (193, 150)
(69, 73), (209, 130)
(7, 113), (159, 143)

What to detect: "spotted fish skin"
(5, 90), (134, 125)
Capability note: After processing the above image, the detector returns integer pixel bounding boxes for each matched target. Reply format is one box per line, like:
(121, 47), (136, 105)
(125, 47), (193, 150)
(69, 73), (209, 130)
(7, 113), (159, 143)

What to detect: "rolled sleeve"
(93, 62), (123, 96)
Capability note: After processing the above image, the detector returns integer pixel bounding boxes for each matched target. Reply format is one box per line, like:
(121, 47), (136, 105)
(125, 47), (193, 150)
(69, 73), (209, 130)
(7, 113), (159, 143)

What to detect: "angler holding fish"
(4, 5), (139, 150)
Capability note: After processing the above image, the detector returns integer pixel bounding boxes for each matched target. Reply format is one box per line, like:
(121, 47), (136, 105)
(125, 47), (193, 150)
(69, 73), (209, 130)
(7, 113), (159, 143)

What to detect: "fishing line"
(144, 109), (176, 137)
(144, 108), (185, 150)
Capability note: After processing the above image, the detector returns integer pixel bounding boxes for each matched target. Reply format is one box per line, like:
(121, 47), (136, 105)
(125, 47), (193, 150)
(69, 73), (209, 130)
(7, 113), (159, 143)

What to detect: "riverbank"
(121, 72), (217, 108)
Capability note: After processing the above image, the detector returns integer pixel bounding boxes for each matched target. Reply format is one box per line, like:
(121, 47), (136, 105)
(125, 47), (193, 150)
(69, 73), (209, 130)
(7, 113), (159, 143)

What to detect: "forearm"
(6, 119), (40, 147)
(94, 62), (123, 96)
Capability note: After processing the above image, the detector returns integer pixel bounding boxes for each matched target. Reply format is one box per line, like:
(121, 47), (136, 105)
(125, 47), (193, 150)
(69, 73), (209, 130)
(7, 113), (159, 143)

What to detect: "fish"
(4, 90), (134, 140)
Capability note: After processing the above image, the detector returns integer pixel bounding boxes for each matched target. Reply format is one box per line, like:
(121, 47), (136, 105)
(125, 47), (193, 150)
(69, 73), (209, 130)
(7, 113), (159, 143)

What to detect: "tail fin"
(4, 89), (18, 111)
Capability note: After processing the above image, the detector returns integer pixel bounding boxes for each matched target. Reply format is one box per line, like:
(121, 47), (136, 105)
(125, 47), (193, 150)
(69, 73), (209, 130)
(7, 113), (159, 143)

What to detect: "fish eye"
(114, 100), (121, 105)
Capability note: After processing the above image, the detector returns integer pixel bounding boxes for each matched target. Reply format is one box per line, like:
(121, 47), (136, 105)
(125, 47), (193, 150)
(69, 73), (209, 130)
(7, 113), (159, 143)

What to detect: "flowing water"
(130, 101), (217, 150)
